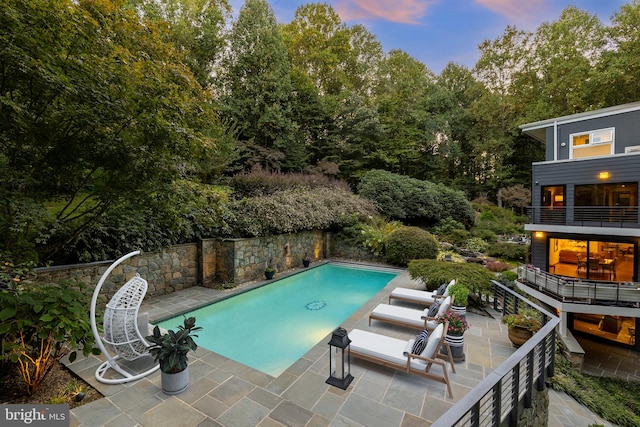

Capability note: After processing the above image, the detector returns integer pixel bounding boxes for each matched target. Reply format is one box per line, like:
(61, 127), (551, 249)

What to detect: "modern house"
(519, 101), (640, 350)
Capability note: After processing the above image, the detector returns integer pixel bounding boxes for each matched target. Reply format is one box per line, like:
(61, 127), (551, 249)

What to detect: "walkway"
(65, 266), (627, 426)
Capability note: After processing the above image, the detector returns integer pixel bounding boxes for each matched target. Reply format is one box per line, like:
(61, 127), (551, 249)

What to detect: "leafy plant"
(437, 310), (470, 336)
(146, 317), (202, 374)
(0, 280), (100, 395)
(465, 237), (488, 253)
(501, 309), (542, 332)
(551, 349), (640, 427)
(448, 282), (470, 307)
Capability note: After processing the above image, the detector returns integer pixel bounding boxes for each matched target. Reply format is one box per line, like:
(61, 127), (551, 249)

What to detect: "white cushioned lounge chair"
(388, 279), (456, 306)
(90, 251), (159, 384)
(369, 296), (452, 330)
(349, 322), (455, 397)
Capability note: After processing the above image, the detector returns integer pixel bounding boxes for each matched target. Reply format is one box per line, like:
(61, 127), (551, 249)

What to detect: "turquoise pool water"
(156, 264), (398, 377)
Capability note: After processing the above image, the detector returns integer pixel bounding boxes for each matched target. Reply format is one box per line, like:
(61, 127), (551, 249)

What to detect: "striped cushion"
(427, 300), (440, 318)
(411, 329), (429, 355)
(436, 283), (447, 295)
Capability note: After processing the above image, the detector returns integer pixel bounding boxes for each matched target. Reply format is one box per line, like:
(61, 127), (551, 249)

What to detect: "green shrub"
(465, 237), (488, 253)
(223, 187), (377, 237)
(442, 229), (470, 246)
(487, 242), (528, 261)
(358, 170), (474, 228)
(383, 227), (439, 266)
(408, 259), (494, 296)
(471, 228), (497, 243)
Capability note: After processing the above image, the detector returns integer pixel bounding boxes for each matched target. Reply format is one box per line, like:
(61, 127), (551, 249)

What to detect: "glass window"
(570, 128), (614, 159)
(549, 238), (634, 282)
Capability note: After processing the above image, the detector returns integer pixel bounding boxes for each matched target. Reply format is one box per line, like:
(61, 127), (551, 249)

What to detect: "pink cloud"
(334, 0), (435, 25)
(474, 0), (548, 24)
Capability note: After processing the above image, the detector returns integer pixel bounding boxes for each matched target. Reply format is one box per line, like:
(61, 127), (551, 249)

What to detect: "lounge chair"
(349, 322), (455, 397)
(388, 279), (456, 306)
(369, 296), (452, 330)
(89, 251), (160, 384)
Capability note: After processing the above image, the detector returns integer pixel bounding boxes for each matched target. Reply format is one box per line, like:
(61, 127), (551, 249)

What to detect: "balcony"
(518, 266), (640, 307)
(527, 206), (640, 228)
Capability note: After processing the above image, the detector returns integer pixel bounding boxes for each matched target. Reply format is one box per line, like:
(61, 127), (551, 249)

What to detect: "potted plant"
(302, 252), (311, 268)
(502, 309), (542, 347)
(146, 316), (202, 394)
(437, 310), (470, 362)
(264, 261), (276, 280)
(448, 282), (469, 319)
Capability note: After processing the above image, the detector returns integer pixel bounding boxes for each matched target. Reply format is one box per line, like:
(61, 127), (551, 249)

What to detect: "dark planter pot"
(442, 333), (465, 362)
(508, 325), (534, 347)
(265, 270), (275, 280)
(303, 259), (311, 267)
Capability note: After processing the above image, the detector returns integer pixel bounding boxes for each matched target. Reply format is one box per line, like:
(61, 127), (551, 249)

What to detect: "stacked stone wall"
(35, 243), (198, 300)
(34, 231), (387, 300)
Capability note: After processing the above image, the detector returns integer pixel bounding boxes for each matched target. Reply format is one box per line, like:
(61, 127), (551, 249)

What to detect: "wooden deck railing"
(432, 281), (558, 427)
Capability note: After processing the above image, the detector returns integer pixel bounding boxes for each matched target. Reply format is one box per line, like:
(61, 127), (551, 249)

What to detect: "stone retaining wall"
(34, 244), (198, 301)
(34, 231), (379, 299)
(517, 388), (549, 427)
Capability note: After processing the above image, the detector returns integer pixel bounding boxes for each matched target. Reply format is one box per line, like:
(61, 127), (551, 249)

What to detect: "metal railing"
(518, 266), (640, 307)
(432, 281), (559, 427)
(527, 206), (639, 227)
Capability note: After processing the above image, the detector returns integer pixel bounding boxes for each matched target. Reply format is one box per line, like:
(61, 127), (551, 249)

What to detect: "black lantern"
(326, 327), (353, 389)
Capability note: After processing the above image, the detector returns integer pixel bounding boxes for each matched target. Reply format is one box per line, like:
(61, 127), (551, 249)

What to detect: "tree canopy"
(3, 0), (640, 263)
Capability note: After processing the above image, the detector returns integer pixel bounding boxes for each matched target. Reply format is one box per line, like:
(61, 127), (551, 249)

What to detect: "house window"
(570, 128), (614, 159)
(549, 238), (634, 282)
(540, 185), (565, 224)
(574, 182), (637, 223)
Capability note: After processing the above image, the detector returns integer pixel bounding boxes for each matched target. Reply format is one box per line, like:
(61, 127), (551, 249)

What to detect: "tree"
(597, 0), (640, 106)
(372, 50), (437, 178)
(0, 0), (226, 262)
(131, 0), (232, 88)
(218, 0), (302, 172)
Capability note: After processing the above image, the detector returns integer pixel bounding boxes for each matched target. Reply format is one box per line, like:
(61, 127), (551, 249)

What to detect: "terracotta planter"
(508, 325), (534, 347)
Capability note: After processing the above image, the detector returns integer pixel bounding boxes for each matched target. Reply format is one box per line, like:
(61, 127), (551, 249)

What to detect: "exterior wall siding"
(549, 111), (640, 161)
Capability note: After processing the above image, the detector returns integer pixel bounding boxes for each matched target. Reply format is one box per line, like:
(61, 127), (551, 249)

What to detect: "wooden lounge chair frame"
(349, 322), (456, 397)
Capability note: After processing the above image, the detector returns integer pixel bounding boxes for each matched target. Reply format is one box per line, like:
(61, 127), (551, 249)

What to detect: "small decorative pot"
(265, 270), (275, 280)
(442, 333), (465, 362)
(303, 259), (310, 267)
(508, 325), (534, 347)
(161, 366), (189, 395)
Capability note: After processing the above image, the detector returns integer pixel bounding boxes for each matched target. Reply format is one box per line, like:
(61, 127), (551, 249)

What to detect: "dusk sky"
(229, 0), (630, 74)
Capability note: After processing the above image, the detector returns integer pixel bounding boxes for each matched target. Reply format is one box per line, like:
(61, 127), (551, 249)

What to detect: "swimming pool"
(155, 263), (398, 377)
